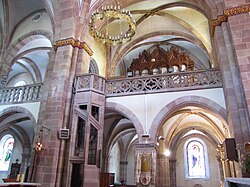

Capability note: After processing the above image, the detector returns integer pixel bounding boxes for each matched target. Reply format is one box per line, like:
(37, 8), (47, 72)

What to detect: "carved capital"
(224, 4), (250, 16)
(54, 37), (94, 56)
(210, 4), (250, 37)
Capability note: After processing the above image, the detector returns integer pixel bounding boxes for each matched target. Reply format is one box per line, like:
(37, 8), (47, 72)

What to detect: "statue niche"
(127, 46), (194, 77)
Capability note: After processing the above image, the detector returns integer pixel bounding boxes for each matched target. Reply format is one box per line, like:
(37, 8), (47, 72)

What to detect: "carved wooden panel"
(127, 46), (194, 76)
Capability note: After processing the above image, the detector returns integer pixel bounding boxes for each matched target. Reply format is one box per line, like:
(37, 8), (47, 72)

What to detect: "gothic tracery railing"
(0, 70), (222, 104)
(75, 70), (222, 96)
(75, 74), (106, 94)
(106, 69), (222, 96)
(0, 84), (42, 104)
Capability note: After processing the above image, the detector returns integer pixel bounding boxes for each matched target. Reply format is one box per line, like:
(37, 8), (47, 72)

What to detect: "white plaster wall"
(126, 144), (136, 185)
(0, 102), (40, 122)
(85, 34), (106, 77)
(109, 142), (121, 183)
(175, 138), (221, 187)
(107, 88), (226, 134)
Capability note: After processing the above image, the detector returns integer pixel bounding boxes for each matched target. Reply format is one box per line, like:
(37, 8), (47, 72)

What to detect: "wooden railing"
(0, 84), (42, 104)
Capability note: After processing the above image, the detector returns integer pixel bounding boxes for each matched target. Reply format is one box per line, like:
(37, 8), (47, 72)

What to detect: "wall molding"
(54, 37), (94, 56)
(210, 4), (250, 36)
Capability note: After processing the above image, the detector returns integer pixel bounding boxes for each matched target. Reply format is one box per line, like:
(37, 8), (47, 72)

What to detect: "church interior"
(0, 0), (250, 187)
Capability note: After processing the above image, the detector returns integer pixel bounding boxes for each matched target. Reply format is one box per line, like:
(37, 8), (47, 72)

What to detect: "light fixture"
(34, 125), (50, 154)
(158, 136), (165, 140)
(35, 141), (43, 153)
(89, 3), (136, 45)
(164, 149), (171, 157)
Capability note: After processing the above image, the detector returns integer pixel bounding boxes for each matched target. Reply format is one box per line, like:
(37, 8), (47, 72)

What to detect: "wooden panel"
(100, 173), (115, 187)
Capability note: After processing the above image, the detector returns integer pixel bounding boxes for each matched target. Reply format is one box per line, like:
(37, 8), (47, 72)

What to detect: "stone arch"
(1, 31), (53, 77)
(7, 31), (53, 57)
(18, 56), (43, 84)
(0, 126), (32, 158)
(0, 106), (37, 126)
(7, 46), (51, 79)
(0, 107), (35, 174)
(109, 31), (214, 77)
(106, 102), (144, 143)
(86, 0), (221, 31)
(107, 128), (136, 155)
(149, 96), (227, 143)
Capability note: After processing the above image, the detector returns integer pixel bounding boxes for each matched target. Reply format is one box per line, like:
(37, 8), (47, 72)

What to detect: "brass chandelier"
(89, 4), (136, 45)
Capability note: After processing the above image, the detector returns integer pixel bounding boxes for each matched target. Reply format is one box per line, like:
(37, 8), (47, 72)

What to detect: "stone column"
(224, 2), (250, 130)
(31, 1), (82, 186)
(217, 144), (231, 178)
(214, 22), (250, 146)
(20, 152), (31, 176)
(169, 159), (176, 187)
(156, 154), (170, 187)
(120, 160), (128, 183)
(102, 153), (110, 173)
(217, 156), (225, 187)
(34, 43), (76, 187)
(135, 144), (157, 187)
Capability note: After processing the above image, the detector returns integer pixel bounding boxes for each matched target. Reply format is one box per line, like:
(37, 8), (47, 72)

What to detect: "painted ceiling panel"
(127, 0), (182, 11)
(8, 0), (44, 35)
(7, 63), (27, 81)
(10, 12), (52, 45)
(23, 50), (49, 79)
(163, 7), (211, 47)
(17, 59), (36, 82)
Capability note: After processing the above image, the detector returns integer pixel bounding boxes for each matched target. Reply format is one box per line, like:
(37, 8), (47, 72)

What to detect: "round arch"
(109, 31), (214, 77)
(106, 102), (144, 143)
(0, 106), (37, 127)
(1, 31), (53, 77)
(0, 107), (35, 175)
(149, 95), (228, 143)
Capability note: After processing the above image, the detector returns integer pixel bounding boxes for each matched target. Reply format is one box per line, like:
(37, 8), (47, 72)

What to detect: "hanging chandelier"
(89, 4), (136, 45)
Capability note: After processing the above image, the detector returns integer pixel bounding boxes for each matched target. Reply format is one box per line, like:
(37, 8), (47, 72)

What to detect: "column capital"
(135, 143), (158, 150)
(210, 4), (250, 36)
(54, 37), (93, 56)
